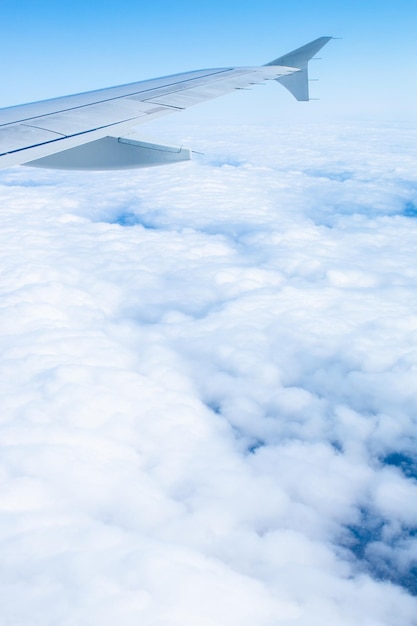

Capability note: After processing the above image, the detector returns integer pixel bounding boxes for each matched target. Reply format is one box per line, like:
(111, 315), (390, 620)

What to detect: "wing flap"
(142, 68), (286, 109)
(25, 136), (191, 170)
(142, 69), (257, 108)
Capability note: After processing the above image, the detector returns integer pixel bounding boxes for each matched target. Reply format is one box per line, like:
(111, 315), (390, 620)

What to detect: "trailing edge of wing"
(26, 136), (192, 170)
(265, 36), (332, 101)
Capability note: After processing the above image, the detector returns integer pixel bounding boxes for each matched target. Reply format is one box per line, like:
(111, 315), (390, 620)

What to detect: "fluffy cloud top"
(0, 121), (416, 625)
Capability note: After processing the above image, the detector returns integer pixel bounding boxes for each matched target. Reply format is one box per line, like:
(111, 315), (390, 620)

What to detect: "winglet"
(265, 37), (332, 101)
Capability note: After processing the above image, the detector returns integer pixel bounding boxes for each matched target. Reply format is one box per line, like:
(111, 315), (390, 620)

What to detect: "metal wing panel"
(0, 124), (62, 152)
(0, 65), (293, 169)
(141, 69), (259, 109)
(26, 100), (155, 136)
(0, 69), (231, 127)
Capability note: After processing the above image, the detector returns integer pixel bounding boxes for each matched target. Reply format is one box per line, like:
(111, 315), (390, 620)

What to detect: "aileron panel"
(0, 124), (61, 155)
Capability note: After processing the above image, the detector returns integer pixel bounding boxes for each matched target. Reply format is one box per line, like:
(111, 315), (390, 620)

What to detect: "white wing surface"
(0, 37), (331, 171)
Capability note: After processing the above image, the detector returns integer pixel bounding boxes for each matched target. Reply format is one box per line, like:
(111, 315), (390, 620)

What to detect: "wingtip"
(265, 36), (333, 68)
(268, 36), (332, 101)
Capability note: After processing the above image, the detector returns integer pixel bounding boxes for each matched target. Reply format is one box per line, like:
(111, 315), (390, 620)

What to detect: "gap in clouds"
(383, 452), (417, 480)
(107, 209), (158, 229)
(304, 169), (354, 182)
(404, 201), (417, 218)
(345, 505), (417, 595)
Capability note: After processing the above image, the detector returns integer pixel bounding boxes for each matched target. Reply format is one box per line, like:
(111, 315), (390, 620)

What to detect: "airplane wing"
(0, 37), (331, 171)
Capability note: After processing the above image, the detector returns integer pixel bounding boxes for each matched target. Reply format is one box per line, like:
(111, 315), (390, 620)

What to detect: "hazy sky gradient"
(1, 0), (416, 121)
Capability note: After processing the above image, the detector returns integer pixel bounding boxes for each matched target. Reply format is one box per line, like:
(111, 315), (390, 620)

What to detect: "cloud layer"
(0, 121), (416, 625)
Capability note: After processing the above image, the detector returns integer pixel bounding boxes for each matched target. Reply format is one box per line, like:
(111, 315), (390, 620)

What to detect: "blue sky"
(1, 0), (417, 121)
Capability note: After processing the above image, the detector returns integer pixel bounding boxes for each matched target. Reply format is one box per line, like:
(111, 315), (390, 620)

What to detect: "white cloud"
(0, 121), (416, 625)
